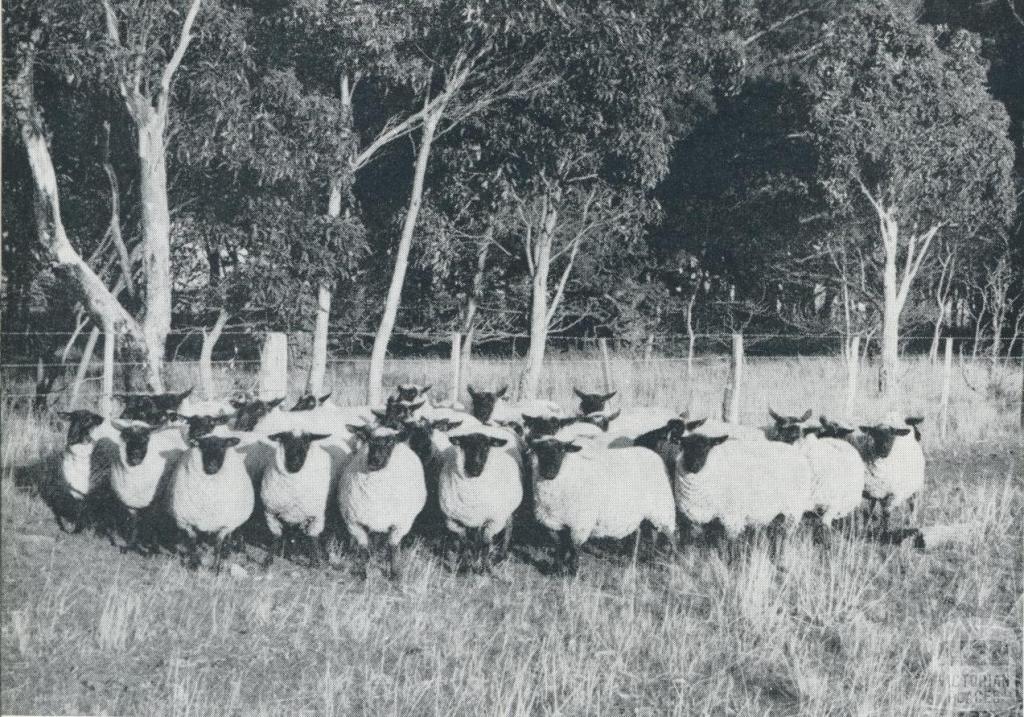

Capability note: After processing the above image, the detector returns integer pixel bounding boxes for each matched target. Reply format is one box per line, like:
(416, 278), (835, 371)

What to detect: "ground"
(2, 356), (1022, 714)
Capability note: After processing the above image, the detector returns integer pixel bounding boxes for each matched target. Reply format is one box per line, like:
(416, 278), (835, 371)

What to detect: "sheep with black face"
(337, 424), (426, 579)
(260, 431), (333, 567)
(437, 426), (523, 573)
(170, 435), (252, 572)
(527, 436), (676, 576)
(849, 414), (925, 533)
(53, 410), (108, 532)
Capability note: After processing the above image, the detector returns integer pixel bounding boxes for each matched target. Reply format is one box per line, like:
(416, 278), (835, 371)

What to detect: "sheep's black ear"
(905, 416), (924, 426)
(563, 443), (583, 453)
(768, 408), (784, 423)
(467, 385), (478, 398)
(799, 409), (812, 422)
(606, 409), (621, 421)
(267, 432), (288, 443)
(268, 397), (285, 410)
(834, 427), (854, 438)
(496, 385), (508, 398)
(409, 399), (425, 411)
(347, 424), (371, 443)
(819, 415), (831, 427)
(448, 435), (466, 448)
(223, 437), (241, 448)
(318, 393), (332, 405)
(709, 434), (729, 447)
(602, 391), (617, 401)
(306, 433), (331, 443)
(57, 411), (73, 420)
(420, 384), (432, 395)
(489, 437), (508, 448)
(371, 409), (388, 422)
(893, 428), (911, 436)
(573, 387), (587, 399)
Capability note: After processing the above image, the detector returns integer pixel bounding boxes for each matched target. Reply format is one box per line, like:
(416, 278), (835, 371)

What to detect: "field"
(2, 353), (1022, 715)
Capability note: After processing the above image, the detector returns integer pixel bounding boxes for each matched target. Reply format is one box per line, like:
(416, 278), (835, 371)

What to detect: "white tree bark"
(522, 197), (558, 398)
(366, 111), (441, 405)
(199, 308), (229, 400)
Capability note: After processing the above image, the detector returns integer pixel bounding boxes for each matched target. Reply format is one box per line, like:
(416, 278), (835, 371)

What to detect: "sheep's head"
(449, 432), (508, 478)
(191, 435), (241, 475)
(666, 416), (707, 441)
(395, 383), (431, 402)
(467, 385), (507, 423)
(818, 416), (855, 440)
(117, 424), (156, 467)
(58, 410), (105, 447)
(768, 407), (813, 443)
(182, 413), (233, 442)
(403, 417), (461, 462)
(290, 393), (332, 412)
(373, 397), (425, 428)
(857, 424), (912, 460)
(230, 397), (285, 431)
(348, 424), (408, 471)
(526, 436), (581, 481)
(522, 414), (575, 437)
(268, 431), (331, 473)
(573, 388), (616, 415)
(676, 433), (728, 474)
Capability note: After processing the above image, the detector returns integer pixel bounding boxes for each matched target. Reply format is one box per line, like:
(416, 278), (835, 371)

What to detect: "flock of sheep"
(49, 383), (927, 577)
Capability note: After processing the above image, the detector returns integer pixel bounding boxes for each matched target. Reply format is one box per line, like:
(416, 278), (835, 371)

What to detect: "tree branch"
(157, 0), (203, 116)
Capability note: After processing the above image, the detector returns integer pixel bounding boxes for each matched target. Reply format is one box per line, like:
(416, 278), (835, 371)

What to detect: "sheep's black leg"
(308, 534), (324, 568)
(263, 535), (282, 570)
(905, 495), (917, 527)
(387, 536), (403, 581)
(212, 534), (228, 575)
(496, 520), (514, 563)
(185, 533), (201, 570)
(566, 540), (579, 577)
(72, 500), (90, 534)
(121, 510), (139, 554)
(880, 495), (892, 539)
(479, 531), (492, 574)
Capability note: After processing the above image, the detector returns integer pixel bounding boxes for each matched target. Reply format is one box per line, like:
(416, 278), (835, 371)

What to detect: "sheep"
(289, 392), (333, 413)
(673, 432), (814, 551)
(259, 431), (334, 567)
(526, 436), (677, 576)
(337, 424), (426, 579)
(850, 414), (925, 534)
(169, 435), (253, 572)
(403, 416), (465, 535)
(52, 410), (108, 532)
(438, 426), (523, 573)
(628, 416), (708, 479)
(770, 420), (865, 531)
(105, 421), (188, 554)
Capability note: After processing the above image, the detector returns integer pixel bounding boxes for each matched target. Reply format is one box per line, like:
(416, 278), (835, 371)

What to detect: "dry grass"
(2, 354), (1022, 715)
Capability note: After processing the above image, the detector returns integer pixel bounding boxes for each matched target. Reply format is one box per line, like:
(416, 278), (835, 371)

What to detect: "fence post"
(70, 326), (101, 407)
(940, 337), (953, 439)
(598, 338), (613, 393)
(258, 332), (289, 401)
(722, 333), (743, 423)
(450, 332), (462, 405)
(102, 319), (115, 417)
(845, 334), (860, 416)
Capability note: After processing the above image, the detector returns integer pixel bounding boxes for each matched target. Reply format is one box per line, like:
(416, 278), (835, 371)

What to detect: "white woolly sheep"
(260, 431), (334, 567)
(438, 425), (524, 572)
(169, 434), (253, 572)
(106, 421), (188, 553)
(527, 436), (677, 576)
(850, 413), (925, 533)
(337, 424), (426, 579)
(674, 433), (814, 545)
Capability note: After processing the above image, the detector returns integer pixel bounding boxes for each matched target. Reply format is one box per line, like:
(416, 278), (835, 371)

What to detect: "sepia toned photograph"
(1, 0), (1022, 714)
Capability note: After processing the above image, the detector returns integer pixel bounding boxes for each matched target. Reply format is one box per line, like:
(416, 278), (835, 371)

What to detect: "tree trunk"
(70, 326), (101, 407)
(199, 309), (229, 401)
(307, 179), (342, 396)
(136, 110), (171, 391)
(523, 203), (557, 399)
(879, 217), (901, 403)
(366, 113), (440, 405)
(460, 232), (491, 392)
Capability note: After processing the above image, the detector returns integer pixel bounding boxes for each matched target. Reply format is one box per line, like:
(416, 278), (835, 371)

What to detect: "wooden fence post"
(70, 326), (101, 407)
(723, 333), (743, 423)
(258, 332), (289, 401)
(845, 334), (860, 415)
(940, 337), (953, 439)
(102, 319), (115, 417)
(450, 332), (462, 405)
(598, 338), (613, 393)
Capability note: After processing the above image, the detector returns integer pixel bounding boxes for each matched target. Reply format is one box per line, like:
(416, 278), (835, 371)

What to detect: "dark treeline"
(2, 0), (1021, 394)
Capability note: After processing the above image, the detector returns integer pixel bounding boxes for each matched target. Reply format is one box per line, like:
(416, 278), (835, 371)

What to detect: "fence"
(1, 329), (1021, 443)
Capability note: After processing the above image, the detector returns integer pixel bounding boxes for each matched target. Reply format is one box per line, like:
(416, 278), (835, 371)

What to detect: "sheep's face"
(677, 434), (729, 474)
(230, 397), (285, 432)
(523, 414), (575, 437)
(905, 416), (924, 442)
(467, 385), (507, 423)
(573, 388), (616, 415)
(268, 431), (331, 473)
(395, 384), (431, 402)
(578, 410), (621, 433)
(857, 425), (912, 460)
(449, 433), (508, 478)
(350, 425), (408, 471)
(59, 410), (105, 447)
(527, 437), (582, 481)
(374, 398), (425, 428)
(193, 435), (241, 475)
(290, 393), (332, 412)
(184, 413), (233, 442)
(120, 426), (154, 467)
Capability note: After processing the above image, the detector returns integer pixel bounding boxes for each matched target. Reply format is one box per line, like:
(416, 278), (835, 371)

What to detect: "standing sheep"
(526, 436), (676, 576)
(260, 431), (334, 567)
(52, 410), (108, 532)
(438, 426), (523, 573)
(169, 435), (253, 572)
(851, 414), (925, 533)
(338, 424), (426, 579)
(674, 433), (814, 551)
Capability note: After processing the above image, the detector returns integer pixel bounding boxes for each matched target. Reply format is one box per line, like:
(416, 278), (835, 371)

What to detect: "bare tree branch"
(157, 0), (203, 115)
